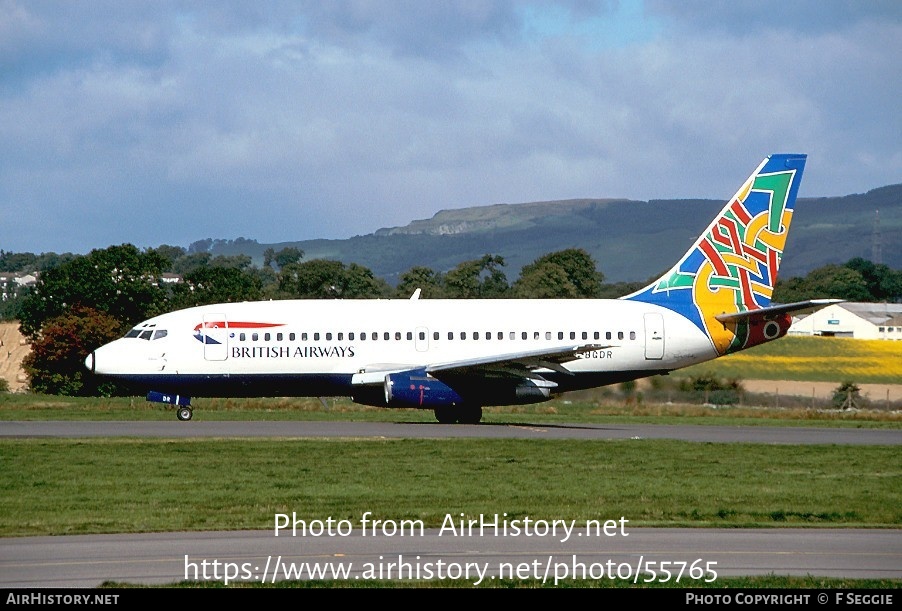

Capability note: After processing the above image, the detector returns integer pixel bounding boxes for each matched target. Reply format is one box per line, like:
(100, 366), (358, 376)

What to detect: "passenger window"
(448, 332), (454, 340)
(406, 331), (413, 340)
(497, 332), (503, 340)
(433, 332), (439, 340)
(395, 331), (402, 340)
(522, 332), (527, 340)
(606, 332), (612, 340)
(617, 331), (624, 340)
(582, 332), (588, 340)
(534, 332), (540, 340)
(265, 333), (271, 341)
(461, 332), (467, 340)
(239, 333), (246, 341)
(277, 333), (283, 341)
(301, 333), (308, 341)
(569, 332), (576, 340)
(314, 333), (320, 341)
(630, 331), (636, 340)
(485, 332), (491, 340)
(545, 332), (551, 340)
(348, 332), (354, 340)
(473, 332), (479, 340)
(338, 333), (344, 341)
(252, 333), (259, 341)
(558, 332), (564, 340)
(326, 333), (332, 341)
(594, 331), (600, 340)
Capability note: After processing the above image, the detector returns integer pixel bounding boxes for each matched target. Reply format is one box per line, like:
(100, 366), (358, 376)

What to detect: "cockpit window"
(124, 323), (163, 340)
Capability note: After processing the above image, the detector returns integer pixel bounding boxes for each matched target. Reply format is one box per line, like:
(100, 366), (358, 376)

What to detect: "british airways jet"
(86, 154), (837, 423)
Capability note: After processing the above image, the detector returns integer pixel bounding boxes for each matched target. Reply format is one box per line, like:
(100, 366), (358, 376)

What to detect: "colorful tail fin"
(624, 154), (807, 354)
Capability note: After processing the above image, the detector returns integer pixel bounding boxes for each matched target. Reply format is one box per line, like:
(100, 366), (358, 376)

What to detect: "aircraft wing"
(714, 299), (844, 324)
(426, 344), (612, 379)
(350, 344), (612, 386)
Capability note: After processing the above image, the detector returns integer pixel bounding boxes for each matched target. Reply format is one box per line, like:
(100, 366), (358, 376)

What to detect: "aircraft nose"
(85, 351), (95, 373)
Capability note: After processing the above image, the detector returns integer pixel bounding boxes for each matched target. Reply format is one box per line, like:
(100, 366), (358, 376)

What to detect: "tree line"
(0, 244), (899, 397)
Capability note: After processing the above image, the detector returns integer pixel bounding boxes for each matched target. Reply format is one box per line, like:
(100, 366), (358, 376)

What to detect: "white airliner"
(86, 154), (838, 423)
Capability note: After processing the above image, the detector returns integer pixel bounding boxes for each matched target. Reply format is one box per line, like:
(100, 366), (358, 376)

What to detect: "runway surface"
(3, 419), (901, 444)
(3, 527), (900, 587)
(2, 420), (900, 587)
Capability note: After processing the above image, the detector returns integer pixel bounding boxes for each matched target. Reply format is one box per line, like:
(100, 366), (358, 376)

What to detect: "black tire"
(433, 405), (457, 424)
(176, 407), (193, 421)
(457, 404), (483, 425)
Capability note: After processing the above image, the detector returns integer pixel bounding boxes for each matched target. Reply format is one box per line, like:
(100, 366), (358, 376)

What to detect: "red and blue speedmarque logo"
(193, 321), (284, 344)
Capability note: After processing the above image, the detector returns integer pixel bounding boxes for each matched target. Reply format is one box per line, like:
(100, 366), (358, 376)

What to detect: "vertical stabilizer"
(624, 154), (807, 354)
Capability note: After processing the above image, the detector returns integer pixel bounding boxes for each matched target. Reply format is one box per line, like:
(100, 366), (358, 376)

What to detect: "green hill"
(205, 184), (902, 284)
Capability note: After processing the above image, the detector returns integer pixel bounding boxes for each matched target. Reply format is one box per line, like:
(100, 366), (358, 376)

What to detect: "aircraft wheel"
(176, 407), (193, 421)
(434, 405), (457, 424)
(457, 404), (483, 425)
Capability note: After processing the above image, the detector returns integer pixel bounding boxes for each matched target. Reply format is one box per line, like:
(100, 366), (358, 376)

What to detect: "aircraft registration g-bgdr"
(87, 153), (838, 423)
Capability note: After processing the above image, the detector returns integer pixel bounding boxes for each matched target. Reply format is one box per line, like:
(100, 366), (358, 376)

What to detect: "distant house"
(789, 302), (902, 340)
(0, 272), (37, 301)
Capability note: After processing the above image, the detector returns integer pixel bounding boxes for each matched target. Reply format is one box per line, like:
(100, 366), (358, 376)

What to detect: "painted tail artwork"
(625, 154), (832, 356)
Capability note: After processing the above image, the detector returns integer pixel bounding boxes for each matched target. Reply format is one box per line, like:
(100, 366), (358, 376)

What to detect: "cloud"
(0, 1), (899, 254)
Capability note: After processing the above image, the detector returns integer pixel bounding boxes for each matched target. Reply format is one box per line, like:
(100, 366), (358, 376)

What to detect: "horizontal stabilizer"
(714, 299), (844, 324)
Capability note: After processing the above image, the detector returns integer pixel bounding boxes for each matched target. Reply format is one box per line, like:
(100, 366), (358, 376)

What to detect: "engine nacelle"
(514, 383), (552, 402)
(384, 369), (463, 408)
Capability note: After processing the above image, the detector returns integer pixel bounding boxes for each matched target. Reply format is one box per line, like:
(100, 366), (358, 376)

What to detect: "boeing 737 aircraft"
(86, 154), (838, 423)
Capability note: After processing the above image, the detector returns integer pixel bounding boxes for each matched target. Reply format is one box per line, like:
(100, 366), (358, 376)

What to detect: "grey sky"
(1, 1), (899, 254)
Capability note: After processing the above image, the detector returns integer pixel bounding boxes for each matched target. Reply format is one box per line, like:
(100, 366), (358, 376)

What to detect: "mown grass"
(2, 437), (899, 538)
(2, 391), (900, 427)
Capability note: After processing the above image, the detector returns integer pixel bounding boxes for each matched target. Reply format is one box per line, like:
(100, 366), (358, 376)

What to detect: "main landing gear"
(434, 404), (483, 424)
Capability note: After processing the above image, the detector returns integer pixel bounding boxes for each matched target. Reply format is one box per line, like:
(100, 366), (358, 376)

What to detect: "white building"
(0, 273), (37, 301)
(789, 302), (902, 340)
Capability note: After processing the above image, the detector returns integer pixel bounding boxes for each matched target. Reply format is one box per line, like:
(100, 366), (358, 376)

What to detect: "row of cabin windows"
(235, 330), (638, 342)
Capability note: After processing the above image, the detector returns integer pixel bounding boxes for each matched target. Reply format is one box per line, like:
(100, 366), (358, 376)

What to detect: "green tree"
(443, 255), (508, 298)
(844, 257), (902, 302)
(169, 266), (263, 309)
(775, 264), (871, 303)
(0, 251), (38, 272)
(396, 266), (444, 298)
(22, 305), (127, 396)
(514, 248), (603, 298)
(18, 245), (168, 341)
(273, 247), (304, 269)
(511, 261), (577, 298)
(278, 260), (390, 299)
(263, 248), (276, 269)
(149, 245), (187, 270)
